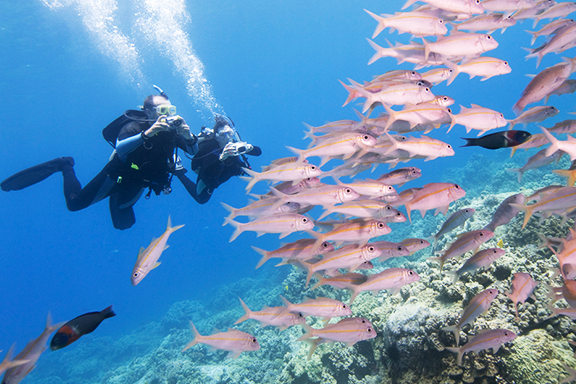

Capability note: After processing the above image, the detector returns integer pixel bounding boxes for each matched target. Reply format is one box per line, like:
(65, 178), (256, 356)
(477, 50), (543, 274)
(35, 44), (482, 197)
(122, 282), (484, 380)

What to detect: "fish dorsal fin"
(470, 103), (482, 108)
(137, 247), (146, 257)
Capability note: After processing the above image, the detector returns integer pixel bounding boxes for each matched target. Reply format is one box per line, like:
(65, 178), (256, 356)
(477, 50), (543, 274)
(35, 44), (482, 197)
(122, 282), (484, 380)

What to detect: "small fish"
(288, 132), (377, 166)
(446, 328), (516, 366)
(484, 193), (526, 232)
(311, 272), (368, 290)
(50, 306), (116, 350)
(131, 216), (184, 286)
(365, 9), (447, 38)
(240, 161), (322, 193)
(319, 200), (402, 221)
(430, 207), (476, 250)
(452, 12), (516, 34)
(384, 134), (455, 161)
(399, 238), (431, 255)
(279, 296), (352, 320)
(449, 104), (508, 136)
(181, 321), (260, 359)
(509, 186), (576, 228)
(403, 0), (485, 15)
(268, 184), (360, 210)
(422, 32), (499, 60)
(377, 167), (422, 186)
(252, 239), (334, 269)
(443, 289), (499, 346)
(404, 182), (466, 223)
(220, 199), (300, 220)
(448, 248), (506, 282)
(298, 317), (377, 357)
(307, 218), (391, 249)
(2, 314), (64, 384)
(224, 213), (314, 242)
(371, 240), (411, 262)
(300, 244), (382, 286)
(507, 106), (559, 130)
(541, 126), (576, 161)
(506, 272), (539, 318)
(507, 149), (561, 183)
(234, 298), (305, 330)
(430, 229), (494, 272)
(445, 57), (512, 85)
(348, 268), (420, 304)
(461, 130), (531, 150)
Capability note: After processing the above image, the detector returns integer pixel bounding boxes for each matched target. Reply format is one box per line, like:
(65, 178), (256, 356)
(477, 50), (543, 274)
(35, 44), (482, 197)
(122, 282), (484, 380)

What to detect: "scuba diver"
(175, 114), (261, 204)
(0, 86), (198, 230)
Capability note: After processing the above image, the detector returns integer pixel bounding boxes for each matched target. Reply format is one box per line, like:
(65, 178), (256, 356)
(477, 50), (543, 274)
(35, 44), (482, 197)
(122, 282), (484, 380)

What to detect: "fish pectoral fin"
(279, 232), (292, 239)
(163, 245), (170, 251)
(152, 262), (161, 270)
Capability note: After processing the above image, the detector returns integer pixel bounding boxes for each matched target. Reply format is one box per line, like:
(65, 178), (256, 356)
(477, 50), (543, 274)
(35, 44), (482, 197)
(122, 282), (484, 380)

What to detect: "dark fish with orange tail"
(461, 130), (531, 150)
(50, 306), (116, 350)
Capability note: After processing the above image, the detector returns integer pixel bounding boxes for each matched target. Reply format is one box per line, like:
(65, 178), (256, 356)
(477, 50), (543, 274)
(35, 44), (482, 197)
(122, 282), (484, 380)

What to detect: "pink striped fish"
(234, 298), (305, 330)
(448, 248), (506, 282)
(279, 296), (352, 321)
(308, 218), (391, 249)
(311, 272), (368, 290)
(348, 268), (420, 304)
(298, 317), (377, 357)
(443, 289), (499, 346)
(181, 321), (260, 359)
(446, 328), (516, 366)
(430, 229), (493, 272)
(224, 213), (314, 242)
(403, 182), (466, 223)
(506, 272), (538, 318)
(252, 239), (334, 269)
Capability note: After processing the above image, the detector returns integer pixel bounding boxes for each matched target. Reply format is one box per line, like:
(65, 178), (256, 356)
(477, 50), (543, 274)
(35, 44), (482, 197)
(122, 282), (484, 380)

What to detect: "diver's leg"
(175, 172), (204, 203)
(60, 162), (117, 211)
(1, 157), (74, 191)
(108, 185), (144, 230)
(193, 179), (213, 204)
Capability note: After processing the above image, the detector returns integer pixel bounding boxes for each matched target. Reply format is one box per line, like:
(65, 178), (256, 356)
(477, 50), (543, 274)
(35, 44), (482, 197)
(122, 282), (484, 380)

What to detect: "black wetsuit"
(177, 137), (261, 204)
(61, 120), (196, 229)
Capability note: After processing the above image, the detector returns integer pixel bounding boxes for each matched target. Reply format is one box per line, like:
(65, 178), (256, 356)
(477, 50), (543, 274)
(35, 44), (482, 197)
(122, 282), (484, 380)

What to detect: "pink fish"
(269, 184), (360, 210)
(234, 298), (305, 330)
(224, 213), (314, 242)
(430, 229), (494, 272)
(308, 218), (391, 249)
(348, 268), (420, 304)
(377, 167), (422, 186)
(399, 238), (431, 255)
(443, 289), (499, 346)
(371, 240), (411, 262)
(298, 317), (377, 357)
(252, 239), (334, 269)
(181, 321), (260, 359)
(506, 272), (539, 318)
(403, 182), (466, 223)
(448, 248), (506, 282)
(240, 161), (322, 192)
(311, 272), (368, 290)
(0, 345), (29, 377)
(301, 244), (382, 286)
(446, 328), (516, 366)
(279, 296), (352, 320)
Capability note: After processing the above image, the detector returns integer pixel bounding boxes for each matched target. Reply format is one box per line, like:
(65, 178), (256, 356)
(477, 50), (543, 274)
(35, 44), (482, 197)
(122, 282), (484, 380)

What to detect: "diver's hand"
(144, 116), (171, 137)
(219, 142), (253, 161)
(174, 120), (195, 142)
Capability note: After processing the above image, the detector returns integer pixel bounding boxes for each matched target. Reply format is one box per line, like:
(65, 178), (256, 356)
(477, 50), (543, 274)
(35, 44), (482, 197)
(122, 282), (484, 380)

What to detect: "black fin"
(1, 157), (74, 191)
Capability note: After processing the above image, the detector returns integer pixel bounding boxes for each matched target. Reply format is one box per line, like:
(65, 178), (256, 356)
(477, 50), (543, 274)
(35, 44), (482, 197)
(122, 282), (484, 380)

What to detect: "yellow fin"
(497, 239), (504, 248)
(152, 262), (161, 270)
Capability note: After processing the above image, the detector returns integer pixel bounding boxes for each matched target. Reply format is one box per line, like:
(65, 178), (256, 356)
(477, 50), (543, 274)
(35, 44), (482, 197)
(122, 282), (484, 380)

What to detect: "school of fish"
(6, 0), (576, 382)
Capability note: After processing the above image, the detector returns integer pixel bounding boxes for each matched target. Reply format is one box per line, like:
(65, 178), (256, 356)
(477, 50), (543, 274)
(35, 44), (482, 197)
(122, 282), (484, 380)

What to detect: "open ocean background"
(1, 0), (576, 382)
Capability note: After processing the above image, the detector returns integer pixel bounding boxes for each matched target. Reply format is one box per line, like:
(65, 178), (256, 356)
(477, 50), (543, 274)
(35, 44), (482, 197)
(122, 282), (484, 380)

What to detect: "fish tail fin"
(302, 122), (316, 141)
(422, 38), (430, 60)
(382, 104), (397, 132)
(234, 298), (252, 324)
(220, 202), (238, 221)
(446, 270), (459, 284)
(366, 38), (385, 65)
(286, 146), (305, 162)
(349, 286), (360, 306)
(310, 275), (325, 290)
(445, 347), (463, 366)
(166, 216), (185, 233)
(509, 203), (531, 229)
(296, 323), (315, 342)
(540, 127), (560, 157)
(182, 321), (201, 351)
(223, 217), (243, 242)
(552, 169), (576, 187)
(252, 246), (271, 269)
(339, 79), (359, 106)
(401, 0), (417, 10)
(101, 305), (116, 319)
(506, 167), (523, 183)
(443, 325), (461, 347)
(525, 30), (537, 46)
(444, 60), (459, 86)
(364, 9), (386, 39)
(240, 167), (259, 193)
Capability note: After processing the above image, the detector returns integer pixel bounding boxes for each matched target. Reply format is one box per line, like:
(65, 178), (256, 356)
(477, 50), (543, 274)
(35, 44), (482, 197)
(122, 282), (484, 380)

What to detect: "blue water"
(1, 0), (575, 381)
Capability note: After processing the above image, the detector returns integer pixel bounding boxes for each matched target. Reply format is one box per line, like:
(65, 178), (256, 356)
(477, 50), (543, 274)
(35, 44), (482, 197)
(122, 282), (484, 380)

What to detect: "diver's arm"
(116, 118), (171, 162)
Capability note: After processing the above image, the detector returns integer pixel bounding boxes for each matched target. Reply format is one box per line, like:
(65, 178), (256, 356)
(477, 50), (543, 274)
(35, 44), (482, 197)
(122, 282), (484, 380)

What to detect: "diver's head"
(143, 95), (176, 121)
(213, 114), (239, 147)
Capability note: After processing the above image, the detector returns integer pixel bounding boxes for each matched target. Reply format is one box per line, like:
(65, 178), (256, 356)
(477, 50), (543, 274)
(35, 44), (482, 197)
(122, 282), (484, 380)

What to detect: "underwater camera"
(165, 115), (183, 129)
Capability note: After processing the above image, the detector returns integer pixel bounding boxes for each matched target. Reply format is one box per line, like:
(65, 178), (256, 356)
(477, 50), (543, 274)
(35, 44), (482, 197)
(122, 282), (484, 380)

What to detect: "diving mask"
(154, 104), (177, 116)
(215, 125), (236, 142)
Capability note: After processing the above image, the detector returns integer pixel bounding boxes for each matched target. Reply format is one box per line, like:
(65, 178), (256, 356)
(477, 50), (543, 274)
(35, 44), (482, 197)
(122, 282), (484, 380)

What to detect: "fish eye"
(500, 113), (504, 117)
(361, 319), (366, 323)
(363, 135), (370, 140)
(369, 246), (375, 251)
(322, 242), (329, 248)
(448, 69), (453, 73)
(368, 328), (372, 332)
(408, 271), (414, 275)
(386, 206), (392, 210)
(397, 246), (403, 251)
(487, 35), (492, 39)
(411, 71), (417, 75)
(480, 232), (484, 236)
(252, 338), (257, 343)
(133, 272), (139, 277)
(302, 218), (308, 222)
(345, 188), (352, 193)
(439, 19), (444, 24)
(454, 184), (460, 189)
(378, 223), (384, 228)
(343, 304), (348, 309)
(396, 212), (402, 217)
(447, 144), (452, 149)
(447, 108), (452, 113)
(310, 166), (316, 170)
(425, 87), (430, 92)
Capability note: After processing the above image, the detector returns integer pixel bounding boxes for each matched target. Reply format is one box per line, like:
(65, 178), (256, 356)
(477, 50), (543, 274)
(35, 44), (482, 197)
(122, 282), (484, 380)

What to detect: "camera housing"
(165, 115), (183, 128)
